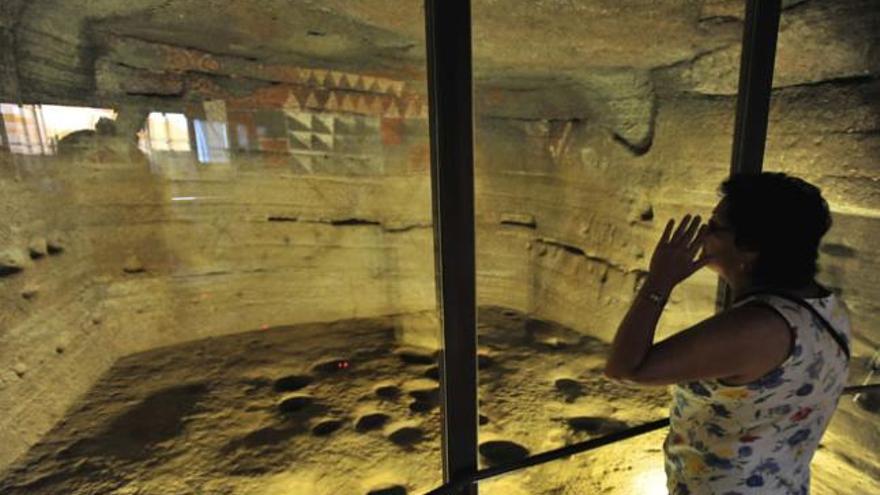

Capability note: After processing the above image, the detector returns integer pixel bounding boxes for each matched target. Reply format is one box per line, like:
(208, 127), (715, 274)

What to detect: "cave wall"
(469, 1), (880, 481)
(474, 78), (880, 350)
(0, 0), (878, 478)
(0, 107), (436, 470)
(473, 0), (879, 351)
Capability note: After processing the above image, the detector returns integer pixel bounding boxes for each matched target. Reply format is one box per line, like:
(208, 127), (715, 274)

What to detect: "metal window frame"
(425, 1), (479, 494)
(424, 0), (782, 494)
(423, 386), (876, 495)
(716, 0), (783, 311)
(0, 109), (8, 151)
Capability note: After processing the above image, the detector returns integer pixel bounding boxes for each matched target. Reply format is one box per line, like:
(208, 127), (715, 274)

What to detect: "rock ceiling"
(5, 0), (745, 74)
(2, 0), (875, 154)
(1, 1), (874, 98)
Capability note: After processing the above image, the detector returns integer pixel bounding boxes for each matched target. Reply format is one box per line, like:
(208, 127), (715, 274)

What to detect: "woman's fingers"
(673, 214), (692, 240)
(651, 214), (713, 281)
(660, 218), (675, 245)
(660, 213), (708, 249)
(688, 224), (707, 252)
(671, 214), (701, 245)
(683, 215), (702, 242)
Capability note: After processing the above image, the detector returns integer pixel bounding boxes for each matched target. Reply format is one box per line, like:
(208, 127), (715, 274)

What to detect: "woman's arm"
(603, 275), (673, 379)
(605, 214), (708, 379)
(603, 214), (793, 386)
(612, 303), (793, 386)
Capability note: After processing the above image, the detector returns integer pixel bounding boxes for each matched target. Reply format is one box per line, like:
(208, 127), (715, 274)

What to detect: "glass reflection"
(0, 61), (437, 493)
(193, 119), (229, 163)
(140, 112), (191, 153)
(0, 103), (116, 155)
(3, 69), (429, 176)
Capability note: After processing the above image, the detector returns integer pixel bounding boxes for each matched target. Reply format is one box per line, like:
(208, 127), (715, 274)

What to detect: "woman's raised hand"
(647, 214), (714, 292)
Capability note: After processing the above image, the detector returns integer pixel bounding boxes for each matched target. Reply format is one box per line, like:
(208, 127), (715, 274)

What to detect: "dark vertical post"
(186, 112), (199, 159)
(716, 0), (782, 311)
(0, 109), (9, 152)
(424, 0), (479, 494)
(0, 8), (16, 152)
(0, 8), (23, 104)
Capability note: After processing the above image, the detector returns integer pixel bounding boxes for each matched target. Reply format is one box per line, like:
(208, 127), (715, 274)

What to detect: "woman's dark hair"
(719, 172), (832, 289)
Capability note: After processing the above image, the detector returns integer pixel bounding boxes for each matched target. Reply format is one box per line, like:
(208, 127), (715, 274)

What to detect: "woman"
(604, 172), (851, 494)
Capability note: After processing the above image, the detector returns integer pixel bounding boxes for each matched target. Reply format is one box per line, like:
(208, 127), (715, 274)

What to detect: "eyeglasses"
(706, 218), (732, 234)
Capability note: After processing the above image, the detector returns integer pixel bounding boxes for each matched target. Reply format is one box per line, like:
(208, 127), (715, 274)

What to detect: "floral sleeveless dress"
(663, 292), (851, 494)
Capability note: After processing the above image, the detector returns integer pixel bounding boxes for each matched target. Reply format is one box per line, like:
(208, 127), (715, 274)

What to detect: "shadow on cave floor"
(0, 307), (874, 494)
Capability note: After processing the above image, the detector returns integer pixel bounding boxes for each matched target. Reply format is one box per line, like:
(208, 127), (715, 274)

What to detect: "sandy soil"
(0, 307), (874, 494)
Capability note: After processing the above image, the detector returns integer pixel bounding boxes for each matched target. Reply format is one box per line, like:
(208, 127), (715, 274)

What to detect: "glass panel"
(761, 2), (880, 492)
(473, 1), (745, 492)
(0, 3), (440, 494)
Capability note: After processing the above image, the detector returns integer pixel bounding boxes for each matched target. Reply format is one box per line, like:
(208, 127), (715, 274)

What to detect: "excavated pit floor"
(0, 307), (875, 495)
